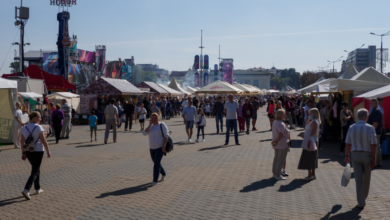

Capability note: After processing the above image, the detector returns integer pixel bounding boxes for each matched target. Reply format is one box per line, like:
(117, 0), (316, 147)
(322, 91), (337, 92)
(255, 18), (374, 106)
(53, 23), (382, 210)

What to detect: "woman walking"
(267, 99), (276, 130)
(271, 109), (290, 180)
(21, 111), (51, 200)
(51, 104), (64, 144)
(298, 108), (321, 180)
(138, 103), (147, 131)
(195, 109), (207, 142)
(237, 100), (245, 132)
(142, 113), (168, 186)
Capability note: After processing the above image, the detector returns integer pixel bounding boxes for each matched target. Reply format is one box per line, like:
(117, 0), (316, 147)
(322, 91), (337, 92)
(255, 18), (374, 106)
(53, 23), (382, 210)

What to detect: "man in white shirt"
(13, 102), (24, 149)
(345, 108), (377, 209)
(224, 94), (240, 145)
(181, 97), (188, 108)
(182, 100), (197, 142)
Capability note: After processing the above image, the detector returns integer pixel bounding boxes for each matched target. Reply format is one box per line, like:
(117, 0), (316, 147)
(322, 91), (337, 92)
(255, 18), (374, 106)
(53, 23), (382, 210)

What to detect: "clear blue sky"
(1, 0), (390, 75)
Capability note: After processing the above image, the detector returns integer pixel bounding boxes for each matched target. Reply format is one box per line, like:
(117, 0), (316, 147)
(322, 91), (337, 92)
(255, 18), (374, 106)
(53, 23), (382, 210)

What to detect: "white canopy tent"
(315, 76), (326, 83)
(297, 78), (336, 94)
(168, 77), (191, 96)
(19, 92), (42, 100)
(329, 79), (390, 92)
(186, 86), (198, 93)
(244, 84), (262, 94)
(0, 78), (18, 144)
(195, 80), (243, 94)
(232, 83), (252, 93)
(338, 63), (358, 80)
(157, 84), (182, 97)
(350, 67), (390, 83)
(47, 92), (80, 112)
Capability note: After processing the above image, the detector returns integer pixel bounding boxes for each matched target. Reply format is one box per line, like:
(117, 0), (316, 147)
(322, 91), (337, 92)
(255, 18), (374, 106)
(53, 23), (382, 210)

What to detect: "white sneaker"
(36, 189), (44, 194)
(275, 176), (287, 180)
(22, 189), (31, 200)
(195, 139), (199, 142)
(202, 139), (205, 142)
(189, 139), (192, 143)
(161, 175), (166, 181)
(340, 152), (345, 157)
(151, 182), (157, 186)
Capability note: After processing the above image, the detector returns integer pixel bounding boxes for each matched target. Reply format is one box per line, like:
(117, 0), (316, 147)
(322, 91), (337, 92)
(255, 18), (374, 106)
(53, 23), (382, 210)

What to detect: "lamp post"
(327, 56), (343, 74)
(318, 65), (330, 72)
(370, 31), (390, 73)
(11, 42), (30, 72)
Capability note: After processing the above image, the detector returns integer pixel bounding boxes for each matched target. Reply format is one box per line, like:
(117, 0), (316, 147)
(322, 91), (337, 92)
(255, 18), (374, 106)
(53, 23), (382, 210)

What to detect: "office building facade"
(345, 46), (377, 72)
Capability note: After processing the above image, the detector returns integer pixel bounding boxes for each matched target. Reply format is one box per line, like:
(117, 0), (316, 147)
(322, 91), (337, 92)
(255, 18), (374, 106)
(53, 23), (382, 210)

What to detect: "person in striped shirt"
(345, 108), (377, 209)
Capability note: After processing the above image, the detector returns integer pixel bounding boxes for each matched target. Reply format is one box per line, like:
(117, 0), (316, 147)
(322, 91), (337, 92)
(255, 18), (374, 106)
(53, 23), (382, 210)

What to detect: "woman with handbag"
(271, 109), (290, 180)
(20, 111), (51, 200)
(298, 108), (321, 180)
(339, 102), (355, 156)
(142, 113), (168, 186)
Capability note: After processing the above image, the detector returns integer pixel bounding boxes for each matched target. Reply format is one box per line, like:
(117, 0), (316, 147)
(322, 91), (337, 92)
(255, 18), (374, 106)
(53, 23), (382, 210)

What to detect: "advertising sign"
(204, 55), (209, 69)
(105, 61), (123, 78)
(222, 61), (234, 84)
(122, 59), (133, 82)
(69, 41), (77, 58)
(194, 55), (199, 69)
(194, 72), (200, 87)
(203, 72), (209, 86)
(77, 49), (95, 63)
(43, 52), (60, 75)
(95, 45), (106, 73)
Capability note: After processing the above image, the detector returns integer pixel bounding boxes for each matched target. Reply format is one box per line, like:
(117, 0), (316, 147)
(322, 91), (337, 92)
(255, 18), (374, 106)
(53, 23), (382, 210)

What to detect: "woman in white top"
(20, 111), (51, 200)
(138, 103), (147, 131)
(142, 113), (169, 186)
(195, 108), (207, 142)
(298, 108), (320, 180)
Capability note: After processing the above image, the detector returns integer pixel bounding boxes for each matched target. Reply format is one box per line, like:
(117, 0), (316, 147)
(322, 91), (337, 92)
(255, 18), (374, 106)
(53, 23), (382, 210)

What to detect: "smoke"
(181, 70), (195, 89)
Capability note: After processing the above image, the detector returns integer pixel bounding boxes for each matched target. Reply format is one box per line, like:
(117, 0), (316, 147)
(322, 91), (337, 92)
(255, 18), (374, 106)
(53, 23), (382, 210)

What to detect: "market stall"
(47, 92), (80, 112)
(157, 84), (182, 98)
(0, 78), (17, 144)
(18, 92), (42, 112)
(195, 80), (243, 94)
(138, 81), (170, 99)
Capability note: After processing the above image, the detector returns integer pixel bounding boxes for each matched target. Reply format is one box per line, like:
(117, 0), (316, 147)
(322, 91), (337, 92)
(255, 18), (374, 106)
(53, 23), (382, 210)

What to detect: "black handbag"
(160, 123), (173, 155)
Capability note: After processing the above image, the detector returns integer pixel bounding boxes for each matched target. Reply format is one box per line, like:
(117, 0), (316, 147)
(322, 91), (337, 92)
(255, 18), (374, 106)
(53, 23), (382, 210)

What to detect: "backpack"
(53, 113), (62, 125)
(160, 123), (173, 155)
(24, 126), (39, 152)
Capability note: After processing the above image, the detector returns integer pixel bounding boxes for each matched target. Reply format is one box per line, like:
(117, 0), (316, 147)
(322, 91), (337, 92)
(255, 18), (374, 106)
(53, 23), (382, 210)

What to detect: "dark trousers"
(215, 113), (223, 132)
(161, 107), (166, 119)
(226, 119), (239, 144)
(125, 114), (133, 130)
(197, 126), (205, 140)
(150, 148), (166, 183)
(24, 151), (44, 191)
(53, 125), (62, 143)
(340, 126), (349, 152)
(322, 121), (329, 141)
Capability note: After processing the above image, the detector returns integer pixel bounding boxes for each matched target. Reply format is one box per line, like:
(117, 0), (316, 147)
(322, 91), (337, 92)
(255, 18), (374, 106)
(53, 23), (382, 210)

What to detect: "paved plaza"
(1, 112), (390, 220)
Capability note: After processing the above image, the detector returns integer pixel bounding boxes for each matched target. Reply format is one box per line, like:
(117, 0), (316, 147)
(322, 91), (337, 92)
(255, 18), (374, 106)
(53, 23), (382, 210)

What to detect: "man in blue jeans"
(224, 94), (240, 145)
(213, 96), (224, 134)
(182, 100), (197, 142)
(160, 96), (167, 119)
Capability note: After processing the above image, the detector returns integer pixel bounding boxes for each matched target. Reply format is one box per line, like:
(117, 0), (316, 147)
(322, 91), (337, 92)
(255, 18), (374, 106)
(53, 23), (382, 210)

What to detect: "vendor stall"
(0, 78), (17, 144)
(195, 80), (243, 94)
(47, 92), (80, 112)
(138, 81), (170, 99)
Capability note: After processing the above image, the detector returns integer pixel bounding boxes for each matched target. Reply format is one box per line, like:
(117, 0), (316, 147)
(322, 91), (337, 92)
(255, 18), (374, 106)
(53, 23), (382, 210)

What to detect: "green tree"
(279, 68), (301, 89)
(300, 71), (322, 88)
(9, 62), (26, 73)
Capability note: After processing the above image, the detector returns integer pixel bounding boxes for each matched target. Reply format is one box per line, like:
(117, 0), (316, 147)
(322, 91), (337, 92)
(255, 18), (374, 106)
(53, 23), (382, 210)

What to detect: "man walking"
(345, 108), (376, 209)
(212, 96), (224, 134)
(242, 98), (253, 134)
(160, 96), (167, 119)
(182, 99), (196, 142)
(251, 96), (260, 131)
(124, 99), (135, 131)
(367, 98), (383, 168)
(224, 94), (240, 145)
(104, 99), (119, 144)
(60, 99), (72, 139)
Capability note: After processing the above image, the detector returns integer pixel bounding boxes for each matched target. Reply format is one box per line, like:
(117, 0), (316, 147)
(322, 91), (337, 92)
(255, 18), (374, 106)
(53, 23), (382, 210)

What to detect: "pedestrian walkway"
(0, 113), (389, 219)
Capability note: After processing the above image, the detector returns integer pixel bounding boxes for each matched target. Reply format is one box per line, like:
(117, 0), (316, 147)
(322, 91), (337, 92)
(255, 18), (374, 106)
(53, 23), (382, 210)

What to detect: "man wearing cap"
(224, 94), (240, 145)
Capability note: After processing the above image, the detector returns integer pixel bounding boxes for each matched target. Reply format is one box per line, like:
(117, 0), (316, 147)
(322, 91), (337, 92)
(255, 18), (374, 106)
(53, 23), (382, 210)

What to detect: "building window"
(253, 80), (259, 87)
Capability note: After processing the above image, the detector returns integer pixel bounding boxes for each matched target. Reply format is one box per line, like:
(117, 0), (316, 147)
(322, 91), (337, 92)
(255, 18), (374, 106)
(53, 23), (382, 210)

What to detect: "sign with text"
(50, 0), (77, 7)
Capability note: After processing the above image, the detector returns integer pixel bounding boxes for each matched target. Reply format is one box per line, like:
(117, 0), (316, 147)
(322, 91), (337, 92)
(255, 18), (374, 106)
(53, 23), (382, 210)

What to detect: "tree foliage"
(9, 62), (26, 73)
(270, 68), (300, 90)
(299, 70), (342, 88)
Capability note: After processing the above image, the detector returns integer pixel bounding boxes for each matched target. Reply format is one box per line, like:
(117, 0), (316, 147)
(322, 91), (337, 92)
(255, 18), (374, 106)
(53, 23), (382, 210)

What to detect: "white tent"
(315, 77), (326, 83)
(186, 86), (198, 93)
(329, 79), (390, 92)
(232, 83), (251, 93)
(157, 84), (182, 97)
(47, 92), (80, 112)
(19, 92), (42, 100)
(168, 77), (191, 96)
(195, 80), (243, 94)
(350, 67), (390, 83)
(244, 84), (262, 94)
(297, 78), (336, 94)
(0, 78), (18, 144)
(338, 63), (358, 80)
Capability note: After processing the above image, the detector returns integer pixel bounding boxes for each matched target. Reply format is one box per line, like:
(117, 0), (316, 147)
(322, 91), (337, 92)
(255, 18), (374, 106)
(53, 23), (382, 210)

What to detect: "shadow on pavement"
(278, 179), (310, 192)
(256, 130), (271, 134)
(75, 143), (105, 148)
(173, 141), (196, 146)
(198, 145), (232, 151)
(259, 139), (272, 142)
(320, 204), (362, 220)
(96, 183), (152, 198)
(0, 197), (24, 207)
(240, 178), (277, 192)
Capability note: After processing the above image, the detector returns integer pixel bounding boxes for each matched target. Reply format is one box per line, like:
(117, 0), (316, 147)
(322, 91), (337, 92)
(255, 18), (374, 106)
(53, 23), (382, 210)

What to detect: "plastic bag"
(341, 163), (351, 187)
(21, 114), (29, 124)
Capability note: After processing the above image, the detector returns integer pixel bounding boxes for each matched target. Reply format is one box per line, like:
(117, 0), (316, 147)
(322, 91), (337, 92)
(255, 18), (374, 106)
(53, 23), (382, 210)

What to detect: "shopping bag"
(341, 163), (351, 187)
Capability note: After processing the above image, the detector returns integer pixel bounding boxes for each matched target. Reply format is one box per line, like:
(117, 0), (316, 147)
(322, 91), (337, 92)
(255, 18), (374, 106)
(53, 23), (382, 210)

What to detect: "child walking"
(88, 110), (98, 142)
(195, 109), (207, 142)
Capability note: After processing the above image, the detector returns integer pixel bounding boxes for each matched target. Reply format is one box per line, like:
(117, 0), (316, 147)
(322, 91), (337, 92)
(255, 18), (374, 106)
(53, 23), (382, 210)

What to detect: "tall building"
(345, 46), (377, 72)
(234, 69), (271, 89)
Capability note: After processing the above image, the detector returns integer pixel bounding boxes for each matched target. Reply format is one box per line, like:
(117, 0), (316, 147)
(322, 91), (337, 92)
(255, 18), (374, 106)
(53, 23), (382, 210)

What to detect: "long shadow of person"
(278, 179), (310, 192)
(320, 204), (362, 220)
(240, 178), (277, 193)
(95, 183), (152, 198)
(0, 197), (24, 207)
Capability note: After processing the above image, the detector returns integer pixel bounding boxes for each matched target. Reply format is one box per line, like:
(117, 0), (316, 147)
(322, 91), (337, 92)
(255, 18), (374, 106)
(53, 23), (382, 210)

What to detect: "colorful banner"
(222, 61), (234, 84)
(194, 55), (199, 69)
(95, 47), (106, 72)
(203, 72), (209, 86)
(105, 61), (123, 78)
(43, 52), (60, 75)
(122, 59), (133, 82)
(77, 49), (95, 63)
(69, 41), (77, 58)
(195, 72), (200, 87)
(204, 55), (209, 69)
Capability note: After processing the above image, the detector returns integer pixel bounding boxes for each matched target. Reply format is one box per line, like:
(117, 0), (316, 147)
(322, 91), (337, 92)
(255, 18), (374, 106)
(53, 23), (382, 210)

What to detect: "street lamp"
(344, 44), (365, 53)
(327, 56), (343, 74)
(370, 31), (390, 73)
